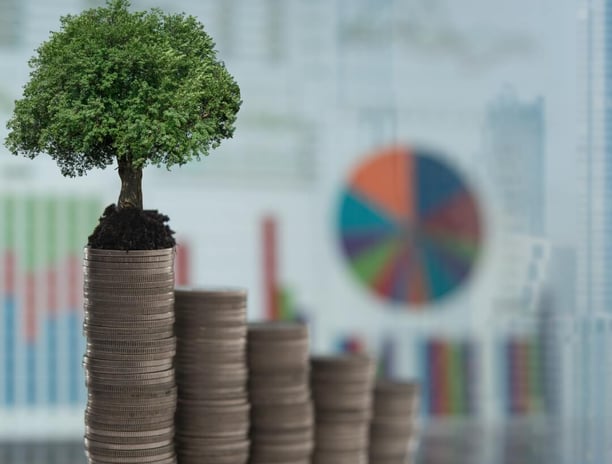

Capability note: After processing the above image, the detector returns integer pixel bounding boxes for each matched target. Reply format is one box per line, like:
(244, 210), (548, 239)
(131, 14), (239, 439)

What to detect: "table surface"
(0, 419), (560, 464)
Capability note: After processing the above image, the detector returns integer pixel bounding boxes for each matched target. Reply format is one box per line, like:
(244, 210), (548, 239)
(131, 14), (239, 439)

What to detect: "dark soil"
(88, 204), (176, 250)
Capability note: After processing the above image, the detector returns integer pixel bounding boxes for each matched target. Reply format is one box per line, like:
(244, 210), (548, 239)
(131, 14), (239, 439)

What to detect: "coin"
(83, 256), (174, 266)
(84, 311), (175, 323)
(311, 354), (376, 462)
(175, 287), (247, 299)
(248, 321), (308, 340)
(84, 247), (175, 257)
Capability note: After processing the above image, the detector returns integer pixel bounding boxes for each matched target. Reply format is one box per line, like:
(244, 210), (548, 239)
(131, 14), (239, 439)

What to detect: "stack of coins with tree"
(248, 322), (314, 464)
(369, 381), (421, 464)
(83, 248), (177, 463)
(4, 0), (240, 462)
(311, 355), (376, 464)
(174, 289), (250, 464)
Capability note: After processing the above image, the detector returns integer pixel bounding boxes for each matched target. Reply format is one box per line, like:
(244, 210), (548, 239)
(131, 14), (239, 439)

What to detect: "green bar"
(278, 286), (294, 321)
(45, 197), (58, 265)
(3, 195), (15, 249)
(66, 198), (80, 253)
(529, 340), (542, 413)
(447, 342), (463, 416)
(24, 196), (37, 271)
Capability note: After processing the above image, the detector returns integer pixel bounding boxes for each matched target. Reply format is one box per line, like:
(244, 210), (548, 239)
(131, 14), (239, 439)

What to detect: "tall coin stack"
(311, 355), (376, 464)
(82, 248), (177, 464)
(247, 322), (314, 464)
(174, 288), (250, 464)
(369, 381), (420, 464)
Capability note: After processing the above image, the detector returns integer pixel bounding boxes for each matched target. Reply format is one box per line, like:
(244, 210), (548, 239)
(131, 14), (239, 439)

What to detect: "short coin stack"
(311, 355), (376, 464)
(247, 322), (314, 464)
(369, 381), (421, 464)
(174, 288), (250, 464)
(82, 247), (177, 464)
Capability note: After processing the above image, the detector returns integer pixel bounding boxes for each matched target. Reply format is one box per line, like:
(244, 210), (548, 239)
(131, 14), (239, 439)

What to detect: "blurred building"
(571, 0), (612, 462)
(577, 0), (612, 317)
(482, 89), (545, 235)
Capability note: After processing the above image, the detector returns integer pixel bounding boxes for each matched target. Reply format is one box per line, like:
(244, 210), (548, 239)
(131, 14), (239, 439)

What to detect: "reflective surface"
(0, 420), (560, 464)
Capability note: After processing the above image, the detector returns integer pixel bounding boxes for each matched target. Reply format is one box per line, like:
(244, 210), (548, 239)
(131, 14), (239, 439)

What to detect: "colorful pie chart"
(338, 145), (483, 306)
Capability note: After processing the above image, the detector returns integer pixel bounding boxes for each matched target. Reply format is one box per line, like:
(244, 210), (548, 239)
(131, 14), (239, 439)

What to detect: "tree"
(5, 0), (241, 210)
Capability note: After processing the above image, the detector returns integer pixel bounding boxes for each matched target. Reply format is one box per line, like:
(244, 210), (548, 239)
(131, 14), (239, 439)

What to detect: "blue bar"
(46, 318), (58, 404)
(4, 297), (15, 406)
(504, 339), (512, 416)
(464, 341), (475, 416)
(26, 344), (36, 405)
(418, 338), (429, 417)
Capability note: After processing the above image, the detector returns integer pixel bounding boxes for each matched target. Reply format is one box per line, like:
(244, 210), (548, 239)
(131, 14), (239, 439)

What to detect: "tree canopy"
(5, 0), (241, 178)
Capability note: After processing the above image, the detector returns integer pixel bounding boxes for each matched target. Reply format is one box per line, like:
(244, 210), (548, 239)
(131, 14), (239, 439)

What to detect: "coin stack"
(247, 322), (314, 464)
(369, 381), (421, 464)
(82, 248), (177, 464)
(174, 288), (250, 464)
(311, 355), (376, 464)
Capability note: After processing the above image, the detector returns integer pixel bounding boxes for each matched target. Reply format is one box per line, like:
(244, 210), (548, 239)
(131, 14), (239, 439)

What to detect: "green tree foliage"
(5, 0), (241, 209)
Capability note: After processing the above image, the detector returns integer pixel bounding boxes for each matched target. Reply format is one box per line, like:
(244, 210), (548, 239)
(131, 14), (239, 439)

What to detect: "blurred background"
(0, 0), (599, 462)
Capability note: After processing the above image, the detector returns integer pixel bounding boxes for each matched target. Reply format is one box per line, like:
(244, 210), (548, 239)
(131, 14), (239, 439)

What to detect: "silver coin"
(177, 386), (247, 401)
(85, 407), (175, 422)
(249, 385), (310, 406)
(84, 329), (175, 342)
(85, 350), (175, 362)
(175, 287), (247, 299)
(85, 436), (175, 451)
(83, 254), (174, 264)
(84, 316), (175, 329)
(84, 287), (175, 298)
(175, 301), (248, 309)
(86, 336), (175, 349)
(84, 442), (175, 458)
(84, 267), (175, 278)
(250, 439), (314, 459)
(248, 321), (308, 340)
(85, 425), (174, 438)
(375, 380), (419, 395)
(84, 271), (177, 283)
(311, 354), (375, 371)
(83, 259), (174, 270)
(86, 370), (175, 385)
(313, 389), (373, 411)
(84, 278), (175, 289)
(249, 368), (310, 385)
(85, 248), (175, 257)
(84, 295), (175, 306)
(84, 311), (175, 323)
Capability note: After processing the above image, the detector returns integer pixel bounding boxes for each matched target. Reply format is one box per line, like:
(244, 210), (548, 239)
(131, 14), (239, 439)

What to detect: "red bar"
(511, 338), (527, 415)
(67, 255), (80, 310)
(263, 216), (278, 320)
(3, 251), (15, 294)
(175, 242), (191, 286)
(509, 338), (519, 414)
(520, 339), (531, 414)
(438, 341), (451, 416)
(25, 273), (36, 343)
(344, 336), (365, 354)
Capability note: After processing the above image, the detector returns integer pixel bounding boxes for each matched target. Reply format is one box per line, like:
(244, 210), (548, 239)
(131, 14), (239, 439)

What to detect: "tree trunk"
(117, 158), (143, 210)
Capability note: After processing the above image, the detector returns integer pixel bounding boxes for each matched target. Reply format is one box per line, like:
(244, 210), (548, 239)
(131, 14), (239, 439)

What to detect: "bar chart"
(1, 195), (100, 408)
(419, 338), (477, 417)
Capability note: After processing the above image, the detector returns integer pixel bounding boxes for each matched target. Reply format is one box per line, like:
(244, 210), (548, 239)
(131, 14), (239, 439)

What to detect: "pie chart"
(338, 145), (482, 306)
